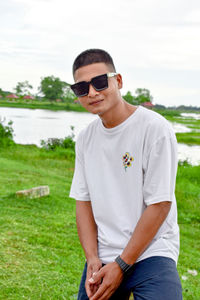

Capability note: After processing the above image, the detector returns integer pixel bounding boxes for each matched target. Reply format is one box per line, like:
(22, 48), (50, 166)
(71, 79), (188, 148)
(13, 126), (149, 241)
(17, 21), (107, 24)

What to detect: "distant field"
(157, 110), (200, 145)
(176, 132), (200, 145)
(0, 99), (86, 112)
(1, 99), (200, 115)
(0, 144), (199, 299)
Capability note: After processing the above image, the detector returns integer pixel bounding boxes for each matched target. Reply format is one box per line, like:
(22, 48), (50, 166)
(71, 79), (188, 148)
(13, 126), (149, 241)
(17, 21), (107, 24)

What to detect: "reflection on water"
(38, 117), (59, 119)
(0, 107), (199, 165)
(181, 113), (200, 120)
(171, 122), (191, 133)
(12, 115), (29, 118)
(178, 144), (200, 166)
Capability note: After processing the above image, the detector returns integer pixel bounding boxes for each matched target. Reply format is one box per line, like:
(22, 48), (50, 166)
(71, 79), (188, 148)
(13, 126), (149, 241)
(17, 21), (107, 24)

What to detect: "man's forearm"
(120, 201), (171, 265)
(76, 200), (98, 260)
(76, 201), (102, 298)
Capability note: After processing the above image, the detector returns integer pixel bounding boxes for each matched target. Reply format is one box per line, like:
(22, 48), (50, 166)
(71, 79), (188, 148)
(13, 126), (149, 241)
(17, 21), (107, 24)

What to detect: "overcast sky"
(0, 0), (200, 107)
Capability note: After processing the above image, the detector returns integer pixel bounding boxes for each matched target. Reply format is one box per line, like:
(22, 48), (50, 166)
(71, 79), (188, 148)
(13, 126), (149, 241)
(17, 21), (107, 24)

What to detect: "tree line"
(0, 76), (153, 105)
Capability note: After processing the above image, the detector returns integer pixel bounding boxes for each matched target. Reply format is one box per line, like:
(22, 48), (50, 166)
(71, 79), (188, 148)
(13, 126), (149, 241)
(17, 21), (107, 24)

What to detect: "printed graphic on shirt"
(122, 152), (134, 171)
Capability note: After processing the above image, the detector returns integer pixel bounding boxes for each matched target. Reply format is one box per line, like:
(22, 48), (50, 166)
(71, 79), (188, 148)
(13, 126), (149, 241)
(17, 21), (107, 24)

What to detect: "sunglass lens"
(92, 74), (108, 91)
(71, 81), (89, 97)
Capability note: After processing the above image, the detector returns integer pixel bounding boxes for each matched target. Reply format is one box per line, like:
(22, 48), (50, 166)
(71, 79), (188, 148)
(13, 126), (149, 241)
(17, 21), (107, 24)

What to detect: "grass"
(164, 116), (200, 131)
(0, 99), (86, 112)
(156, 110), (200, 145)
(154, 109), (181, 117)
(175, 162), (200, 299)
(176, 132), (200, 145)
(174, 119), (200, 131)
(0, 144), (199, 299)
(0, 145), (81, 299)
(153, 108), (200, 131)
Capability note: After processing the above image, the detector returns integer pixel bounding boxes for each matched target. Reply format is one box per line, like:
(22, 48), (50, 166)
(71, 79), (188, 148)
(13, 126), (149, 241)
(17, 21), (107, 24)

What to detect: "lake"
(0, 107), (199, 165)
(0, 107), (97, 145)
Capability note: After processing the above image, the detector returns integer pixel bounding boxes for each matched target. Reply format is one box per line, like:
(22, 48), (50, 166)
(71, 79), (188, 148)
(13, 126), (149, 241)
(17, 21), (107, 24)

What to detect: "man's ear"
(116, 73), (123, 89)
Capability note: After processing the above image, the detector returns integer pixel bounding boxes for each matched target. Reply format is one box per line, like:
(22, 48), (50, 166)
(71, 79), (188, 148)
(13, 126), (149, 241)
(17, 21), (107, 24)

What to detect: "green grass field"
(0, 99), (86, 112)
(157, 110), (200, 145)
(176, 132), (200, 145)
(0, 144), (199, 299)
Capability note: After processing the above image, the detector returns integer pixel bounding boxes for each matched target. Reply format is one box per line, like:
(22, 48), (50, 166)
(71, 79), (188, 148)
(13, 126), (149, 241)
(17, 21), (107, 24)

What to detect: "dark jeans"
(77, 256), (182, 300)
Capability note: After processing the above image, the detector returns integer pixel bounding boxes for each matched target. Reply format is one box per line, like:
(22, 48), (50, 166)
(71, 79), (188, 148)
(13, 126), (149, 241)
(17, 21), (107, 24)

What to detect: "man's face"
(74, 62), (122, 116)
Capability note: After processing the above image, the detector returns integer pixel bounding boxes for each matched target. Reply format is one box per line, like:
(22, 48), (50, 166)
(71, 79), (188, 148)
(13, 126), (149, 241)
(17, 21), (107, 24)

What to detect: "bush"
(154, 109), (181, 117)
(178, 160), (191, 167)
(40, 126), (75, 151)
(0, 119), (15, 147)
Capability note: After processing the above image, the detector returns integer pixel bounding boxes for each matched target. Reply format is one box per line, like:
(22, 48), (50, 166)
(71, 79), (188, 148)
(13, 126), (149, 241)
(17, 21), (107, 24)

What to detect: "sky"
(0, 0), (200, 107)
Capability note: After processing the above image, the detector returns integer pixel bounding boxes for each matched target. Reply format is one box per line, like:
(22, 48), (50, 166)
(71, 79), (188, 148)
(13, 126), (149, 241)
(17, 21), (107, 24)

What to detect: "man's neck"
(100, 100), (137, 129)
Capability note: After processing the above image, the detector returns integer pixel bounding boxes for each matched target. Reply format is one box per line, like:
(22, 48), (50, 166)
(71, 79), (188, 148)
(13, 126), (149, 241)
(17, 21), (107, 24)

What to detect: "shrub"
(178, 160), (191, 167)
(0, 118), (15, 147)
(40, 126), (75, 151)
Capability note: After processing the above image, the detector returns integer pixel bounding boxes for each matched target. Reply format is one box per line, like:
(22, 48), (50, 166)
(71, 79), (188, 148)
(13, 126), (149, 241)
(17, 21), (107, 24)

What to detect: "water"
(0, 107), (199, 165)
(181, 113), (200, 120)
(0, 107), (97, 145)
(178, 144), (200, 166)
(171, 123), (191, 133)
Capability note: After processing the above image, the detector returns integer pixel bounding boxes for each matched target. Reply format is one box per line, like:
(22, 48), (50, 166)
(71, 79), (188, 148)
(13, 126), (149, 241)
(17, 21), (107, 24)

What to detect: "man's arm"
(120, 201), (171, 264)
(89, 201), (171, 300)
(76, 200), (102, 298)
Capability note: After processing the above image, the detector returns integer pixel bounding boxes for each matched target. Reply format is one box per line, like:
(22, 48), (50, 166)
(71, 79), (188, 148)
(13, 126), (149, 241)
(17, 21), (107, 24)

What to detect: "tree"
(39, 76), (69, 101)
(63, 84), (76, 103)
(135, 88), (153, 104)
(0, 88), (5, 97)
(123, 91), (138, 105)
(14, 81), (33, 95)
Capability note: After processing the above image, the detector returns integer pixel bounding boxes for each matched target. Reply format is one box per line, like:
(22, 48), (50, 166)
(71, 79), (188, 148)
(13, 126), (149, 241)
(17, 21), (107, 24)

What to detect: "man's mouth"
(89, 99), (104, 105)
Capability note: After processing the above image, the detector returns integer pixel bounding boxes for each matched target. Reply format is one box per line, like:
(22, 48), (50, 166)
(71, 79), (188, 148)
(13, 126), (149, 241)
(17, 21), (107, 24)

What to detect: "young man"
(69, 49), (182, 300)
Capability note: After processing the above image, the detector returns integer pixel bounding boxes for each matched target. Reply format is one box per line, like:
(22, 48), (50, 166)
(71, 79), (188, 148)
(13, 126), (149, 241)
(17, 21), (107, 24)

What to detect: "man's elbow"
(152, 201), (172, 218)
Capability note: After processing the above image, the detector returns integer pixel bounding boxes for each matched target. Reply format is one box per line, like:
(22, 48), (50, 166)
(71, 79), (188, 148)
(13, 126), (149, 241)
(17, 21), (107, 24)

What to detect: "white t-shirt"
(69, 106), (180, 264)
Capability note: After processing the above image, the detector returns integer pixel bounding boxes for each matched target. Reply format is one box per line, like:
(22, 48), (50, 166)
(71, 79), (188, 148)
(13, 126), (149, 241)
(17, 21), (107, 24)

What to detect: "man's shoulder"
(138, 106), (176, 141)
(139, 106), (167, 124)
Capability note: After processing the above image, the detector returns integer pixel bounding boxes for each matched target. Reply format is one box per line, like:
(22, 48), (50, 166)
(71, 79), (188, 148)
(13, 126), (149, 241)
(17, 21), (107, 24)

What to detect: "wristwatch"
(115, 255), (133, 274)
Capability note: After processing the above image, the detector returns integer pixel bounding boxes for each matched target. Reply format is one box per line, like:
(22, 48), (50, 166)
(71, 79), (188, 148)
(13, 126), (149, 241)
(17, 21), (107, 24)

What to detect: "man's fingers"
(85, 282), (92, 298)
(86, 274), (96, 297)
(89, 269), (103, 284)
(86, 263), (103, 298)
(90, 282), (111, 300)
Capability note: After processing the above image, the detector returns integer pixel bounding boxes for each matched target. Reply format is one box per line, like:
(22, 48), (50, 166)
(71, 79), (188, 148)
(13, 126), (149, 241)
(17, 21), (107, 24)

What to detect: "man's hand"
(86, 257), (102, 298)
(88, 262), (124, 300)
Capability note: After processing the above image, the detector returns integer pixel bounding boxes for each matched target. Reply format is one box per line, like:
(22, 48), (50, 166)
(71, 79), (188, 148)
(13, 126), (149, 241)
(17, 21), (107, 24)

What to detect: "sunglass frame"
(71, 72), (117, 97)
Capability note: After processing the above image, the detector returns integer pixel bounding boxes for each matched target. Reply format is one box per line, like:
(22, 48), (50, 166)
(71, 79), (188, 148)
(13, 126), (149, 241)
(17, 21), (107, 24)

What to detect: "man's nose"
(88, 84), (99, 97)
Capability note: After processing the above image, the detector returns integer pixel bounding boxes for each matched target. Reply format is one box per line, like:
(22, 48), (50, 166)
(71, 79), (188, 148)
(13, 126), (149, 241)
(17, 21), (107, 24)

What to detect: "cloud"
(0, 0), (200, 106)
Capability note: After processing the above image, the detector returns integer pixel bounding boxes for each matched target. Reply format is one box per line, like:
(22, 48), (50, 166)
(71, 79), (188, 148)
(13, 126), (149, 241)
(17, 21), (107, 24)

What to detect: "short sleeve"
(69, 132), (90, 201)
(143, 135), (178, 206)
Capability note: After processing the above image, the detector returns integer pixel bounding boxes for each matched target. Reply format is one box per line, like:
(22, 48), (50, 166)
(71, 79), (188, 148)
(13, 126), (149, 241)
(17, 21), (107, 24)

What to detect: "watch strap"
(115, 255), (133, 274)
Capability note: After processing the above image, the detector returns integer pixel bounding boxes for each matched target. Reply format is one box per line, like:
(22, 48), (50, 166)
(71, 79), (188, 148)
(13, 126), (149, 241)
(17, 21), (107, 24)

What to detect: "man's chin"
(88, 108), (104, 116)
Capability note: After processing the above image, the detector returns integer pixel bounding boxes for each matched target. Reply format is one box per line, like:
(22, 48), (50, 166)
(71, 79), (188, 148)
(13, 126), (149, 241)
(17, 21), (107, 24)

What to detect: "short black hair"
(72, 49), (116, 76)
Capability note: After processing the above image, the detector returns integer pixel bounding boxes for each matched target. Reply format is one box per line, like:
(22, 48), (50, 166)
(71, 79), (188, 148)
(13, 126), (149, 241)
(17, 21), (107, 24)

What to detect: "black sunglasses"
(70, 72), (117, 97)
